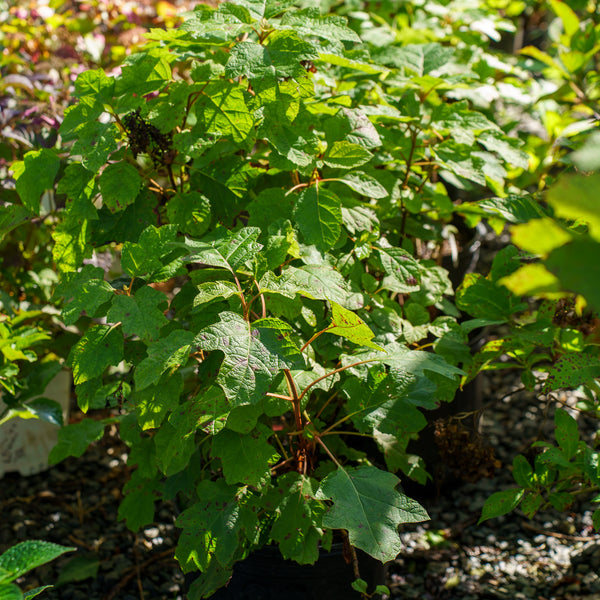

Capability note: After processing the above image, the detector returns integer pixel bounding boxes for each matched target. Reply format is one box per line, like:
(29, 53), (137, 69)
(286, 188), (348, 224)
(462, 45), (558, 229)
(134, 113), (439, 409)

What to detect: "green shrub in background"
(3, 0), (600, 597)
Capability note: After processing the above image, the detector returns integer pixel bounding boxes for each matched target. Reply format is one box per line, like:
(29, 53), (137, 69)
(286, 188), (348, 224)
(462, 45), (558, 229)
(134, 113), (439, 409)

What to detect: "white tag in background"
(0, 370), (71, 478)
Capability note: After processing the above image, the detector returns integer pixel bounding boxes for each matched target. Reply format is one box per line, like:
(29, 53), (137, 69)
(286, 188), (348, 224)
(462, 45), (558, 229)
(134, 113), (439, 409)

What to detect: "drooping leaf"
(545, 238), (600, 313)
(326, 302), (384, 351)
(154, 400), (204, 476)
(510, 218), (572, 256)
(56, 555), (100, 585)
(57, 163), (97, 220)
(336, 172), (388, 199)
(259, 264), (361, 309)
(68, 325), (124, 385)
(192, 281), (240, 308)
(212, 426), (278, 486)
(114, 47), (174, 98)
(373, 43), (454, 75)
(547, 174), (600, 241)
(175, 479), (244, 572)
(16, 398), (64, 426)
(194, 80), (254, 143)
(554, 408), (579, 460)
(0, 583), (22, 599)
(52, 216), (91, 274)
(48, 419), (106, 464)
(267, 473), (324, 564)
(512, 455), (535, 489)
(134, 372), (183, 430)
(118, 472), (161, 531)
(293, 187), (342, 251)
(280, 9), (361, 43)
(181, 227), (262, 272)
(166, 191), (212, 237)
(226, 31), (318, 80)
(456, 273), (524, 320)
(317, 466), (428, 562)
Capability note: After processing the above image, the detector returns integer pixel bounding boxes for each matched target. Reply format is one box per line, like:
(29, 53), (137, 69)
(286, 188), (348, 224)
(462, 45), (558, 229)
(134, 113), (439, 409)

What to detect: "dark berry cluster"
(122, 109), (173, 166)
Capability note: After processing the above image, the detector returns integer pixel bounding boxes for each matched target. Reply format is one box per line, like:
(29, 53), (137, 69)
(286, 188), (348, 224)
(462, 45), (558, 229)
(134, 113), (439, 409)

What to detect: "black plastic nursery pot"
(191, 543), (387, 600)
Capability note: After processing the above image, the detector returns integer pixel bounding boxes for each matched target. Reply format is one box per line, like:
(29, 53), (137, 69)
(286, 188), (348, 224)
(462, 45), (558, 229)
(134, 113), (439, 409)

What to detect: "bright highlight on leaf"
(326, 302), (384, 351)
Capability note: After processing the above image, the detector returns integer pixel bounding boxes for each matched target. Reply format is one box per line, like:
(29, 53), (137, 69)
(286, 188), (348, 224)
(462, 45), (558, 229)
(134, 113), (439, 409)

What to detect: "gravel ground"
(1, 371), (599, 600)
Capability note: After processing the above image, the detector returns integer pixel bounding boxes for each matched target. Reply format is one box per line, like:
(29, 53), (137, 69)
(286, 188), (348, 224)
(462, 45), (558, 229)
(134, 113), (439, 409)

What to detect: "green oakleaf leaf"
(114, 47), (174, 98)
(13, 149), (60, 214)
(107, 285), (168, 343)
(317, 466), (428, 562)
(211, 425), (278, 487)
(267, 473), (324, 564)
(194, 80), (254, 143)
(181, 227), (262, 272)
(68, 325), (124, 385)
(293, 187), (342, 251)
(52, 216), (91, 274)
(48, 419), (106, 464)
(326, 302), (384, 351)
(57, 163), (97, 220)
(194, 312), (300, 406)
(121, 224), (178, 278)
(259, 264), (362, 309)
(166, 191), (212, 237)
(118, 472), (160, 531)
(97, 162), (141, 213)
(280, 9), (361, 43)
(134, 372), (183, 430)
(54, 265), (114, 326)
(175, 479), (244, 572)
(554, 408), (579, 460)
(226, 31), (318, 80)
(192, 281), (240, 308)
(134, 329), (195, 391)
(375, 42), (454, 75)
(154, 400), (205, 476)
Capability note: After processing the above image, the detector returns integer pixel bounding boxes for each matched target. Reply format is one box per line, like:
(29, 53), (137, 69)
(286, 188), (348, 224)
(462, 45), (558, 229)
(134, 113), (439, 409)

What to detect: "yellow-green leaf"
(326, 302), (384, 351)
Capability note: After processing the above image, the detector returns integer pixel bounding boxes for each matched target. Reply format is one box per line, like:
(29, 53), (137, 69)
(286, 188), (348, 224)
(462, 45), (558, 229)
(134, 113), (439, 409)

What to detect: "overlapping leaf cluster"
(5, 0), (600, 596)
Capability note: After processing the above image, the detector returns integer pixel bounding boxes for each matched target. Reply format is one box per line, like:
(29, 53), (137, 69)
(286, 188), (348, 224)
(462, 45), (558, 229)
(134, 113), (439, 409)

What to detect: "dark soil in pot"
(189, 543), (387, 600)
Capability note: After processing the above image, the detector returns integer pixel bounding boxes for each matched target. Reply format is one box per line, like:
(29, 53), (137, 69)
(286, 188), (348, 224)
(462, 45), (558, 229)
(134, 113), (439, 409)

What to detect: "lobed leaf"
(317, 466), (428, 562)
